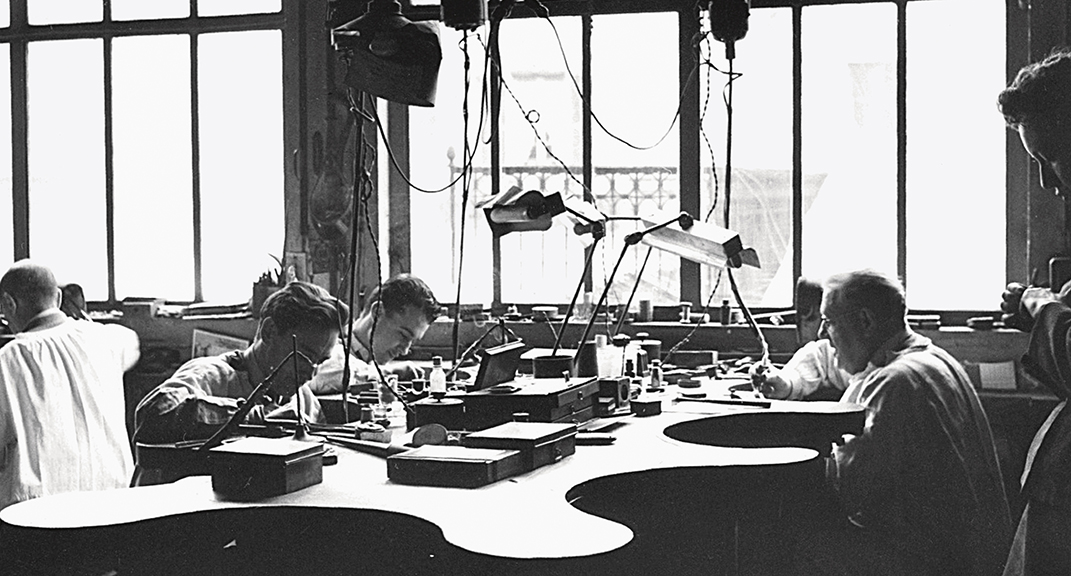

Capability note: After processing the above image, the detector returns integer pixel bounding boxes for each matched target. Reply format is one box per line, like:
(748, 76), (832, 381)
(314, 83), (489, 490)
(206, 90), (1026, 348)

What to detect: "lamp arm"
(623, 212), (694, 246)
(613, 246), (653, 336)
(574, 241), (633, 365)
(551, 234), (601, 356)
(574, 211), (696, 347)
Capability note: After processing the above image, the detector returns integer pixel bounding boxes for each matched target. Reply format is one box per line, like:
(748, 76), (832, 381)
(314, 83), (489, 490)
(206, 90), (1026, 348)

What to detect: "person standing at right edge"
(999, 48), (1071, 576)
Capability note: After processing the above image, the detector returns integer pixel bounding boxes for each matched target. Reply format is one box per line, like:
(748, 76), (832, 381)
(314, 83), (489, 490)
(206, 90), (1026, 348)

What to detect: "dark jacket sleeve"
(1023, 302), (1071, 400)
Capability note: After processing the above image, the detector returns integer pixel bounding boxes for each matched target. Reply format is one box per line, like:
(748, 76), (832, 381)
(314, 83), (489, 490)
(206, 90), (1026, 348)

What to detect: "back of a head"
(795, 276), (823, 318)
(0, 260), (59, 313)
(60, 283), (89, 320)
(261, 281), (347, 335)
(999, 47), (1071, 128)
(823, 269), (906, 329)
(795, 276), (824, 344)
(364, 274), (441, 324)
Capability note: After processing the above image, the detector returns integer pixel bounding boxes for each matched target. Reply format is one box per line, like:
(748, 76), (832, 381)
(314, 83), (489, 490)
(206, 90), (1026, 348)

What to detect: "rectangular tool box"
(461, 421), (577, 472)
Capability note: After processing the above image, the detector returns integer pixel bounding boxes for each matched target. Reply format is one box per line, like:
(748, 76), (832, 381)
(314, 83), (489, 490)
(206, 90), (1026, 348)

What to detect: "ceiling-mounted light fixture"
(441, 0), (488, 31)
(331, 0), (443, 106)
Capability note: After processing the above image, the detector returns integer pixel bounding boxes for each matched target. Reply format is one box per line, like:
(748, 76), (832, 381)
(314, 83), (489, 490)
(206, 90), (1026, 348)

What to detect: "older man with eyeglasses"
(793, 269), (1011, 576)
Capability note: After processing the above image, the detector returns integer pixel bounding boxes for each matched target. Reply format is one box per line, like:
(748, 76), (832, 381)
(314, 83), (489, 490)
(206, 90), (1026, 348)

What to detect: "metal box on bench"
(208, 437), (324, 500)
(386, 445), (524, 488)
(463, 376), (598, 431)
(461, 421), (577, 472)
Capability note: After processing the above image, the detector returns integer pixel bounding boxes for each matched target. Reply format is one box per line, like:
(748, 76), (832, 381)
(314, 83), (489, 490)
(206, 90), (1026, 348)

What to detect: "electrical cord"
(364, 30), (494, 195)
(450, 30), (478, 367)
(534, 6), (700, 152)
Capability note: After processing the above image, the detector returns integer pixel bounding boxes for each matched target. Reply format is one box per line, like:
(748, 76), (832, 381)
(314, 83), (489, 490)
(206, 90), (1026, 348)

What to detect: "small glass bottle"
(429, 356), (447, 398)
(648, 359), (663, 392)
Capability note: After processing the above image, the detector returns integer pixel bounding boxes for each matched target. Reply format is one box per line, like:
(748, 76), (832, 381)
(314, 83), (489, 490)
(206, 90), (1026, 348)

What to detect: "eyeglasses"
(819, 310), (855, 332)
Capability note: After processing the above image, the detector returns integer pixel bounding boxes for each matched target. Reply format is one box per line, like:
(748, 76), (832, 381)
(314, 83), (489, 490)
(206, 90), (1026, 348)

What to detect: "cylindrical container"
(637, 338), (662, 366)
(576, 340), (599, 377)
(638, 299), (652, 322)
(429, 356), (447, 397)
(649, 359), (663, 392)
(596, 334), (620, 378)
(533, 354), (574, 378)
(410, 397), (466, 430)
(635, 349), (649, 376)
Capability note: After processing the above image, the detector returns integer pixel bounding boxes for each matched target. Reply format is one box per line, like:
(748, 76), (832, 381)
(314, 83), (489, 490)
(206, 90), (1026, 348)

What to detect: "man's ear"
(0, 292), (15, 314)
(858, 307), (878, 332)
(258, 317), (278, 344)
(370, 301), (382, 319)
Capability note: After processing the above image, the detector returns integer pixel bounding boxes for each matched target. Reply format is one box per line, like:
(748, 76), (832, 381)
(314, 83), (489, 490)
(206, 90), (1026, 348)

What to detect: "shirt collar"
(21, 308), (68, 333)
(348, 334), (372, 363)
(864, 327), (930, 370)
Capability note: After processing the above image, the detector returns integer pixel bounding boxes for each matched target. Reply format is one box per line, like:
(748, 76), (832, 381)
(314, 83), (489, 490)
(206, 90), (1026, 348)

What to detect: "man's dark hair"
(261, 281), (347, 335)
(363, 274), (441, 324)
(795, 276), (823, 320)
(999, 47), (1071, 128)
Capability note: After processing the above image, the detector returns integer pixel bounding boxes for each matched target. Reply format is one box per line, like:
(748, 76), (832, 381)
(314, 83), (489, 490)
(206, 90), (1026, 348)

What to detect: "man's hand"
(1001, 282), (1033, 331)
(385, 361), (424, 382)
(1020, 286), (1060, 318)
(749, 362), (791, 399)
(1002, 282), (1061, 331)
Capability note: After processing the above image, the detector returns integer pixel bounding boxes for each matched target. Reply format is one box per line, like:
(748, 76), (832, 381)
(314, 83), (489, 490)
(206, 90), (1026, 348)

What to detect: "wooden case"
(463, 377), (599, 431)
(386, 445), (524, 488)
(208, 437), (324, 500)
(461, 421), (577, 472)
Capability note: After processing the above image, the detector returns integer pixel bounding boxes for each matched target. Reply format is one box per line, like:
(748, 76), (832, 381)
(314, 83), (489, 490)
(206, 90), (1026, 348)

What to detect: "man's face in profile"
(1019, 120), (1071, 199)
(370, 304), (430, 364)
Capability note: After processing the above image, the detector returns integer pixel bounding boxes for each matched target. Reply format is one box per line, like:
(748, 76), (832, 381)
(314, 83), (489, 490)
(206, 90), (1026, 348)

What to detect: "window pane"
(701, 7), (793, 308)
(198, 30), (284, 304)
(0, 45), (10, 269)
(0, 2), (9, 28)
(113, 35), (194, 300)
(112, 0), (189, 21)
(907, 0), (1005, 310)
(28, 0), (102, 25)
(409, 26), (492, 305)
(27, 39), (107, 298)
(498, 16), (584, 304)
(198, 0), (281, 17)
(591, 12), (679, 310)
(801, 4), (897, 282)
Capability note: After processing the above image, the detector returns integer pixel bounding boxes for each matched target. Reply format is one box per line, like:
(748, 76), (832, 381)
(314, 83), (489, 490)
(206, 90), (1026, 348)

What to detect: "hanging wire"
(535, 7), (700, 151)
(366, 30), (494, 195)
(450, 29), (477, 367)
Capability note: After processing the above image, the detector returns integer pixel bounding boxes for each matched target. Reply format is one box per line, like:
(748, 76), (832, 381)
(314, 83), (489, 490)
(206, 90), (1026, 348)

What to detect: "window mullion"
(792, 4), (802, 284)
(679, 7), (700, 305)
(103, 36), (116, 304)
(191, 32), (203, 302)
(10, 38), (27, 261)
(896, 0), (907, 287)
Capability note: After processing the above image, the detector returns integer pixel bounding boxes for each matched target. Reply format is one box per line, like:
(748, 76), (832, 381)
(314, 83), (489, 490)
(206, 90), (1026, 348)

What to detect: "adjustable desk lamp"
(573, 209), (760, 372)
(477, 189), (612, 361)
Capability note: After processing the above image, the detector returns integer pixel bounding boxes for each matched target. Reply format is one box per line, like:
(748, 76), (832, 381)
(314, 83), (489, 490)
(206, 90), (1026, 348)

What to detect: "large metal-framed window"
(1, 0), (299, 305)
(400, 0), (1026, 318)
